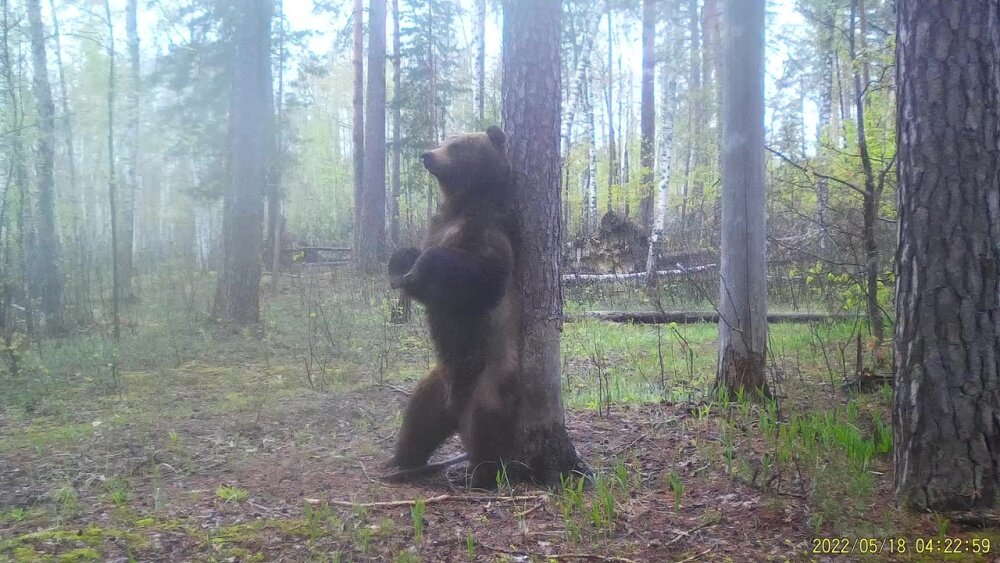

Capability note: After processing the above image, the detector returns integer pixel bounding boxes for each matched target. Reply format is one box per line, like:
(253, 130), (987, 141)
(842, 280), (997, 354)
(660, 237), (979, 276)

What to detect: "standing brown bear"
(385, 126), (520, 488)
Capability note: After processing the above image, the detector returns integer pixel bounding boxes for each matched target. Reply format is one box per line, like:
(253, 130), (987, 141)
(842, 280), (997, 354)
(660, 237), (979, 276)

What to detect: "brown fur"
(386, 126), (521, 488)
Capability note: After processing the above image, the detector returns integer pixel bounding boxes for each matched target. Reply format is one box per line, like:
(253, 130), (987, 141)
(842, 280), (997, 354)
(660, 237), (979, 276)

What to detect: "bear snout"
(421, 151), (434, 168)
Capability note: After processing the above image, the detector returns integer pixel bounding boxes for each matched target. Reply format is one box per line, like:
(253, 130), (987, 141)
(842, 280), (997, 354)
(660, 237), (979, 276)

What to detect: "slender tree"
(849, 0), (884, 346)
(715, 0), (768, 397)
(122, 0), (139, 301)
(390, 0), (401, 246)
(103, 0), (121, 339)
(352, 0), (364, 252)
(646, 0), (677, 286)
(639, 0), (656, 227)
(473, 0), (486, 124)
(26, 0), (62, 326)
(605, 0), (616, 214)
(893, 0), (1000, 511)
(212, 0), (274, 325)
(502, 0), (581, 484)
(49, 0), (90, 322)
(359, 0), (387, 272)
(268, 0), (286, 275)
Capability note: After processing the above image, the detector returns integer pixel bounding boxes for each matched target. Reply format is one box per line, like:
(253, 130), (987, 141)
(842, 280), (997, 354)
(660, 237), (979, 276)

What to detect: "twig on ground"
(514, 501), (546, 518)
(613, 433), (648, 455)
(479, 542), (640, 563)
(663, 521), (714, 548)
(319, 493), (547, 508)
(673, 547), (713, 563)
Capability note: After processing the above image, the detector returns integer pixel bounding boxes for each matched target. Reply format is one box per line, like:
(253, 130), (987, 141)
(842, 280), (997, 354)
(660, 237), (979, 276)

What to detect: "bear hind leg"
(463, 372), (519, 489)
(389, 367), (458, 469)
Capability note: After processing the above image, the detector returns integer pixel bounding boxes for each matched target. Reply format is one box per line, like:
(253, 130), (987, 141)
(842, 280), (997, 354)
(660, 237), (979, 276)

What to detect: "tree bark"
(352, 0), (365, 254)
(639, 0), (656, 228)
(605, 0), (617, 214)
(849, 0), (884, 346)
(474, 0), (486, 124)
(268, 0), (285, 275)
(212, 0), (273, 326)
(103, 0), (120, 339)
(501, 0), (581, 485)
(893, 0), (1000, 512)
(48, 0), (88, 322)
(359, 0), (387, 272)
(715, 0), (768, 398)
(390, 0), (401, 246)
(26, 0), (63, 326)
(122, 0), (139, 301)
(646, 0), (676, 287)
(583, 68), (598, 233)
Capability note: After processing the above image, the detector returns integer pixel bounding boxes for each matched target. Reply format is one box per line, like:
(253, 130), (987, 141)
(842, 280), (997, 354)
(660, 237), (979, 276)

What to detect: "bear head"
(421, 126), (512, 205)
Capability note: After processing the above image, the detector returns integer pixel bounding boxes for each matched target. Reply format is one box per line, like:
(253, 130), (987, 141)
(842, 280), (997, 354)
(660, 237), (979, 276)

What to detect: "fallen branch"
(318, 493), (546, 508)
(480, 542), (640, 563)
(563, 264), (717, 285)
(569, 311), (853, 325)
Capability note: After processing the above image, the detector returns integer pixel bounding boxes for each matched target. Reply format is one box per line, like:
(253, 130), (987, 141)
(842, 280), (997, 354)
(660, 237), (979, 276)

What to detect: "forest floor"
(1, 271), (999, 562)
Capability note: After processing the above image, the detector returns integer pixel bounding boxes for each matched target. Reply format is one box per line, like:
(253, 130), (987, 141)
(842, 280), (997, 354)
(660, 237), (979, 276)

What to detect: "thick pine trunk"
(359, 0), (387, 272)
(212, 0), (273, 326)
(715, 0), (768, 398)
(501, 0), (581, 485)
(26, 0), (63, 326)
(893, 0), (1000, 511)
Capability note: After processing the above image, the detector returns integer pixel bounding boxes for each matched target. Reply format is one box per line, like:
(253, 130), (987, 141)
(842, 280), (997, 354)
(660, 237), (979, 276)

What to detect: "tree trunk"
(639, 0), (656, 228)
(501, 0), (581, 485)
(122, 0), (139, 301)
(102, 0), (120, 339)
(212, 0), (273, 326)
(48, 0), (89, 323)
(26, 0), (63, 327)
(646, 2), (676, 287)
(1, 0), (34, 339)
(583, 69), (598, 233)
(680, 0), (701, 233)
(474, 0), (486, 124)
(352, 0), (364, 253)
(849, 0), (884, 346)
(390, 0), (401, 246)
(715, 0), (768, 398)
(359, 0), (387, 272)
(605, 0), (617, 214)
(268, 0), (285, 275)
(893, 0), (1000, 512)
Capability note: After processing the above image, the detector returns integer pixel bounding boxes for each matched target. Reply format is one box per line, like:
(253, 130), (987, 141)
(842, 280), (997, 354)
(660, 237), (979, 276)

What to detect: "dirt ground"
(2, 369), (997, 563)
(2, 271), (1000, 562)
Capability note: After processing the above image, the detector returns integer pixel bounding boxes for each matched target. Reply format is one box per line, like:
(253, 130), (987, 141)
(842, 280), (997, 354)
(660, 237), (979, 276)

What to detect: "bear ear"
(486, 125), (506, 150)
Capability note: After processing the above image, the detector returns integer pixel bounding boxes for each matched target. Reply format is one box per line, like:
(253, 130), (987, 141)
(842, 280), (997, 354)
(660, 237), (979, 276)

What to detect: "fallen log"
(563, 264), (717, 285)
(568, 311), (854, 324)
